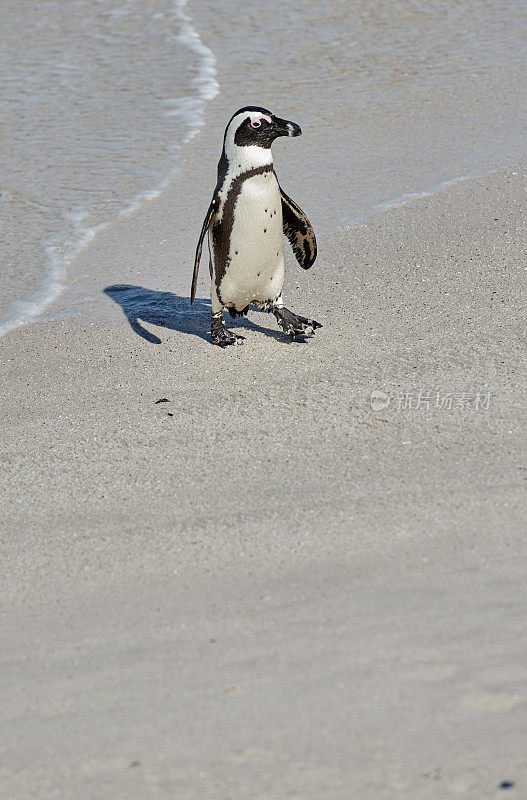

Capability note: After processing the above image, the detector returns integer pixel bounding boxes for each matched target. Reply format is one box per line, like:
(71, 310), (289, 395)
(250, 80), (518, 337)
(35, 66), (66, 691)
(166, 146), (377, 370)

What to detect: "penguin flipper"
(191, 196), (218, 303)
(280, 187), (317, 270)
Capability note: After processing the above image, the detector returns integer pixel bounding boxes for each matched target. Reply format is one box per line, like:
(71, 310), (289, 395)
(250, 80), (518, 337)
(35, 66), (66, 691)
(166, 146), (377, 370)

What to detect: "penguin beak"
(270, 116), (302, 138)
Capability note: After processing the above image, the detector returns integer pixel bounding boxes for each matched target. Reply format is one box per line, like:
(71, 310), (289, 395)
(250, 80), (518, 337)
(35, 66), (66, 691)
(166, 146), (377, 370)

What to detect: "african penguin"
(191, 106), (321, 347)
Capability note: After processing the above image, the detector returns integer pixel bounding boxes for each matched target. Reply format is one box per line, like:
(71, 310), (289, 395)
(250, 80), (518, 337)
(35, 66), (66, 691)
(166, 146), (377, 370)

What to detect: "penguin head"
(223, 106), (301, 156)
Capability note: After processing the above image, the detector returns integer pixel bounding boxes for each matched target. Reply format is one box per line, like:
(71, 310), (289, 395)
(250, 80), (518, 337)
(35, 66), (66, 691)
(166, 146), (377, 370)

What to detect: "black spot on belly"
(235, 250), (238, 255)
(264, 228), (267, 233)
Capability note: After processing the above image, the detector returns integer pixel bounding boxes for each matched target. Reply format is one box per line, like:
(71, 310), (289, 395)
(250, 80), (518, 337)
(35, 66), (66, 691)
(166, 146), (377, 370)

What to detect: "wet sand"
(1, 161), (525, 797)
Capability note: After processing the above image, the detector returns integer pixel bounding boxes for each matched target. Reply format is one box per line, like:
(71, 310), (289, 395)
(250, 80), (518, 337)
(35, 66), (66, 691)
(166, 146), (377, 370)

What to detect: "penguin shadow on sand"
(104, 284), (288, 345)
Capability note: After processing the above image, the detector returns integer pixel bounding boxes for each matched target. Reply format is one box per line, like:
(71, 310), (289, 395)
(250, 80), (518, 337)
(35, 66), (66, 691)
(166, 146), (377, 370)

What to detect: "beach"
(1, 0), (526, 797)
(1, 166), (525, 798)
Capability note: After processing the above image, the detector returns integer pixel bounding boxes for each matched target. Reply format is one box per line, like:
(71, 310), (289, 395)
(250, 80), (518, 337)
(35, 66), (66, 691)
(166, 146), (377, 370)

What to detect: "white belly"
(215, 173), (284, 310)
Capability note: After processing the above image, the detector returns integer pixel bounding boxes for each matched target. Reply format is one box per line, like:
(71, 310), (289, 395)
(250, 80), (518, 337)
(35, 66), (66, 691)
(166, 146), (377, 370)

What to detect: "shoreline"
(0, 0), (219, 339)
(1, 165), (524, 588)
(0, 155), (501, 339)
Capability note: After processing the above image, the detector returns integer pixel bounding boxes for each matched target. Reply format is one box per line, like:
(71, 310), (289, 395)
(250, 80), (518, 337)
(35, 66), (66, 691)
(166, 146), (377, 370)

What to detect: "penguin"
(191, 106), (321, 347)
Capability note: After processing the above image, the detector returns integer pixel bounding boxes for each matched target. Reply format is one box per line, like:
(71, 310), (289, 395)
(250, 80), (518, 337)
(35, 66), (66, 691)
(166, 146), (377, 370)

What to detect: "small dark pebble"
(210, 638), (216, 643)
(167, 412), (174, 417)
(155, 398), (169, 404)
(500, 781), (515, 790)
(130, 760), (140, 768)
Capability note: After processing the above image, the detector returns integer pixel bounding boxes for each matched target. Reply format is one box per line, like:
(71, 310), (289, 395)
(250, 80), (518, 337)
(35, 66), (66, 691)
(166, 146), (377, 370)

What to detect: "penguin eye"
(251, 119), (261, 129)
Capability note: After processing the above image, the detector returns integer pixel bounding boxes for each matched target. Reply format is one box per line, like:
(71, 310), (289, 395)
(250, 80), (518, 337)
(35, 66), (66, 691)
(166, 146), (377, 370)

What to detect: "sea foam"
(0, 0), (219, 338)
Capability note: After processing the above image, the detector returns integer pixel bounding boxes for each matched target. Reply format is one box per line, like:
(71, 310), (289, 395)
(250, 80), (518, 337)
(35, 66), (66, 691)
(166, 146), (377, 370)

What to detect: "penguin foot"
(211, 317), (245, 347)
(273, 307), (322, 339)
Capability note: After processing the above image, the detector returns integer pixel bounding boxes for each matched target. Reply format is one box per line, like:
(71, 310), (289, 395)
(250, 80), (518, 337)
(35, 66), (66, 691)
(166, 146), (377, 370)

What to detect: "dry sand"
(0, 156), (526, 797)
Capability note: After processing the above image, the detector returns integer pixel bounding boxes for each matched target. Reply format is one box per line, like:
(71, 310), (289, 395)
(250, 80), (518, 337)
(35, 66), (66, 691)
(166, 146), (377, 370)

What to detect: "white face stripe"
(224, 112), (250, 144)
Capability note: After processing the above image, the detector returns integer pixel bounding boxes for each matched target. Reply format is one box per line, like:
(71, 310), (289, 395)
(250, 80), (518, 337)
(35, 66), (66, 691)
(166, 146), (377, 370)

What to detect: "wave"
(0, 0), (219, 338)
(344, 174), (478, 229)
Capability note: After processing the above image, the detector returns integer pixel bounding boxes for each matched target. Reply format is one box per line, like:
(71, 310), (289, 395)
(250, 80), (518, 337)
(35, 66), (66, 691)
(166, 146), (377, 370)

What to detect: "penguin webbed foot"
(272, 306), (322, 340)
(211, 315), (244, 348)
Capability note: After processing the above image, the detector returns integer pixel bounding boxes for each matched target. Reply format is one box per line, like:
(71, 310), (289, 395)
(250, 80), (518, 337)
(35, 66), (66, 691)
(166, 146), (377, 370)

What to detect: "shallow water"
(202, 0), (526, 226)
(0, 0), (217, 333)
(0, 0), (525, 333)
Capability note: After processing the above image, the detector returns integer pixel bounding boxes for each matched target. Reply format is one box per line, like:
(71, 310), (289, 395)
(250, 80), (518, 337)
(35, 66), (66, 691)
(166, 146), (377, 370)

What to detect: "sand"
(0, 152), (525, 799)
